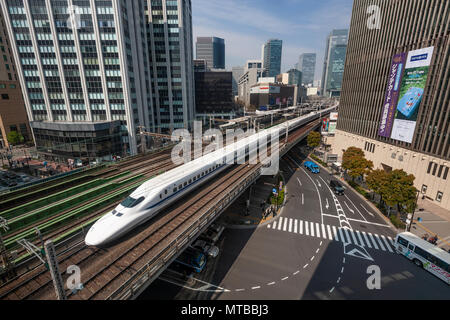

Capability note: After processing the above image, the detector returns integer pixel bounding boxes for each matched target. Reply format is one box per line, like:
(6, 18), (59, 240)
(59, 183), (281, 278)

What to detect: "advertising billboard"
(390, 46), (434, 143)
(328, 122), (337, 134)
(330, 112), (338, 121)
(378, 53), (406, 137)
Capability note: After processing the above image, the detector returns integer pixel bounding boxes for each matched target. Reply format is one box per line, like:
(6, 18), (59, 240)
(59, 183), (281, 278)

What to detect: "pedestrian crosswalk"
(267, 216), (396, 253)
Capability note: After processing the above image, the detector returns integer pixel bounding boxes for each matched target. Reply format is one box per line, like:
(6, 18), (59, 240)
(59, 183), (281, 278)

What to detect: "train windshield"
(120, 196), (144, 208)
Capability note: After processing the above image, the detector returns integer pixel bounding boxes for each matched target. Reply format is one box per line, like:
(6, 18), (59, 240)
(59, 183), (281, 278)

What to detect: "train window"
(197, 175), (200, 179)
(178, 184), (182, 189)
(159, 194), (162, 199)
(173, 187), (177, 193)
(193, 176), (197, 181)
(121, 196), (145, 208)
(189, 179), (192, 184)
(165, 189), (167, 195)
(184, 182), (187, 187)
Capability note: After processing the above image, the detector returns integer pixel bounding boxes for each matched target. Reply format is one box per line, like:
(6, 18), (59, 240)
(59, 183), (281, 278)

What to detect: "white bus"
(395, 232), (450, 285)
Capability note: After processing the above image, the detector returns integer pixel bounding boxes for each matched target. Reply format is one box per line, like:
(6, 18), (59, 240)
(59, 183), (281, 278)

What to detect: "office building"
(250, 82), (295, 109)
(194, 71), (234, 115)
(298, 53), (316, 86)
(194, 59), (207, 73)
(322, 29), (348, 97)
(238, 67), (264, 107)
(262, 39), (282, 78)
(331, 0), (450, 210)
(231, 66), (244, 96)
(286, 69), (302, 86)
(0, 5), (31, 149)
(1, 0), (195, 161)
(196, 36), (225, 70)
(245, 60), (262, 72)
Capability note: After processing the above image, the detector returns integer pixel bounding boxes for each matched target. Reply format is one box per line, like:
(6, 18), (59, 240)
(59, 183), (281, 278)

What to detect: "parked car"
(191, 240), (219, 258)
(330, 180), (345, 195)
(18, 173), (31, 183)
(199, 223), (225, 244)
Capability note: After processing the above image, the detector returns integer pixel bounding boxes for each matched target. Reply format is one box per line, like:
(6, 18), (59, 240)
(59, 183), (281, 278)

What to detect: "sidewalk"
(219, 175), (284, 229)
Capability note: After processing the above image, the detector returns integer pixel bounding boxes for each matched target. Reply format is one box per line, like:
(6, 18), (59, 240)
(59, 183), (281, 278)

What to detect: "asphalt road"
(139, 144), (450, 300)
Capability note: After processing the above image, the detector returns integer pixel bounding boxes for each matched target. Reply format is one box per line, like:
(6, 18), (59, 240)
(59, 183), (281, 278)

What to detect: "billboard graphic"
(378, 53), (406, 137)
(390, 47), (434, 143)
(328, 122), (337, 134)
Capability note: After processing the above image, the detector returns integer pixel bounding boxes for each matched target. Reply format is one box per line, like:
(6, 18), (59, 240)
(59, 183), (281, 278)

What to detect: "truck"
(304, 161), (320, 174)
(173, 247), (207, 273)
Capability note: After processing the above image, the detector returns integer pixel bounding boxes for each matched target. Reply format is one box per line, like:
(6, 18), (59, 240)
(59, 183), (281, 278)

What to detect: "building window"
(1, 94), (9, 100)
(443, 167), (449, 180)
(436, 192), (443, 203)
(437, 165), (444, 178)
(432, 163), (438, 176)
(421, 185), (427, 194)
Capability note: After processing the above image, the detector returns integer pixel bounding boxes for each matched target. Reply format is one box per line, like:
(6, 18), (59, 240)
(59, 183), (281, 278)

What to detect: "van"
(330, 180), (345, 195)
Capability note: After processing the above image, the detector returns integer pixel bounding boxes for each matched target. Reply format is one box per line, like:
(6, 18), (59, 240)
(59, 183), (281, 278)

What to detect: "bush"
(390, 215), (406, 229)
(310, 154), (328, 167)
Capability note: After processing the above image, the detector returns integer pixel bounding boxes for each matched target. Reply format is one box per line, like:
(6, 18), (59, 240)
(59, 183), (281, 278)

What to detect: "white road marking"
(310, 221), (315, 237)
(326, 198), (330, 210)
(346, 217), (390, 228)
(252, 286), (261, 290)
(327, 225), (333, 240)
(281, 277), (289, 281)
(349, 229), (359, 246)
(283, 217), (288, 231)
(344, 201), (355, 214)
(305, 220), (309, 236)
(297, 177), (302, 186)
(317, 179), (322, 187)
(267, 282), (275, 286)
(343, 228), (351, 244)
(277, 217), (283, 230)
(235, 289), (245, 292)
(381, 235), (393, 252)
(294, 219), (298, 233)
(344, 194), (367, 222)
(301, 167), (324, 225)
(302, 193), (304, 205)
(333, 226), (339, 241)
(338, 228), (345, 243)
(321, 224), (328, 239)
(303, 264), (309, 269)
(311, 256), (315, 261)
(388, 236), (395, 246)
(362, 231), (372, 248)
(316, 248), (320, 254)
(341, 267), (344, 273)
(374, 234), (386, 251)
(293, 271), (300, 275)
(360, 204), (375, 217)
(337, 277), (341, 283)
(356, 230), (365, 247)
(330, 287), (335, 293)
(368, 232), (379, 250)
(289, 218), (293, 233)
(316, 223), (321, 238)
(300, 220), (304, 234)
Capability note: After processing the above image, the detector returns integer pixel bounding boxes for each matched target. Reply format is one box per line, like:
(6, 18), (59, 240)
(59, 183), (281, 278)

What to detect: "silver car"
(191, 240), (219, 258)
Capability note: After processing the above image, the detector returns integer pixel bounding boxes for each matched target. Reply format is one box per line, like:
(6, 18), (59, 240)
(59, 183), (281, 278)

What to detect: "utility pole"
(408, 190), (421, 232)
(0, 218), (15, 281)
(44, 240), (66, 300)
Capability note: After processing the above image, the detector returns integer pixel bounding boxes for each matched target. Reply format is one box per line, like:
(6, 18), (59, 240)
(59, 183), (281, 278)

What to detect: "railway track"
(0, 119), (322, 300)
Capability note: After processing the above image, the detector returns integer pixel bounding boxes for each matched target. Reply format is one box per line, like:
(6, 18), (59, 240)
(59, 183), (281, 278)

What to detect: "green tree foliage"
(6, 131), (24, 146)
(383, 170), (417, 214)
(307, 131), (321, 148)
(342, 147), (373, 181)
(366, 169), (390, 204)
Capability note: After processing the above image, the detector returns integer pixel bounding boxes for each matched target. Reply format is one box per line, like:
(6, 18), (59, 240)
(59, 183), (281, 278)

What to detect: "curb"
(307, 156), (399, 233)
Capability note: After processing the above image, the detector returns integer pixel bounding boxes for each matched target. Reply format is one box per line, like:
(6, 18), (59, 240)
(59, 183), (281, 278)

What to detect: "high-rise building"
(298, 53), (316, 86)
(245, 60), (262, 72)
(146, 0), (195, 133)
(231, 66), (244, 96)
(196, 37), (225, 70)
(1, 0), (194, 161)
(321, 29), (348, 97)
(286, 69), (302, 86)
(331, 0), (450, 210)
(0, 5), (31, 149)
(195, 71), (233, 114)
(262, 39), (282, 78)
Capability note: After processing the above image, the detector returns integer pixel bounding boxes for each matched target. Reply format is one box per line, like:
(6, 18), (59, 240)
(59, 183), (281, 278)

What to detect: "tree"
(307, 131), (321, 148)
(6, 131), (24, 146)
(342, 147), (373, 182)
(366, 169), (390, 204)
(383, 170), (417, 215)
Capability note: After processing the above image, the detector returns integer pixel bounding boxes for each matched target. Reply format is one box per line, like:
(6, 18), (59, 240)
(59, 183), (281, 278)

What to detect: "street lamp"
(407, 189), (420, 232)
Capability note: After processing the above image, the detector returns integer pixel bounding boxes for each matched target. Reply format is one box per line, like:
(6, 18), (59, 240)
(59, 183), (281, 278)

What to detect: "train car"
(85, 106), (336, 246)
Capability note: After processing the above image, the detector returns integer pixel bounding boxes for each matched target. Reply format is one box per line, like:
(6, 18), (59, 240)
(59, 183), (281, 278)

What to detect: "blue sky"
(192, 0), (353, 81)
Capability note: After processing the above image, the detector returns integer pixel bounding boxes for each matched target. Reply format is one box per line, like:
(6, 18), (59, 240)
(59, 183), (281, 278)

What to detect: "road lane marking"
(332, 226), (339, 241)
(302, 193), (304, 205)
(283, 217), (288, 231)
(289, 218), (293, 233)
(374, 234), (386, 251)
(310, 221), (315, 237)
(344, 201), (355, 214)
(381, 235), (393, 252)
(294, 219), (298, 233)
(281, 277), (289, 281)
(316, 223), (321, 238)
(321, 224), (327, 239)
(297, 177), (302, 186)
(252, 286), (261, 290)
(300, 220), (304, 234)
(343, 228), (351, 244)
(349, 229), (359, 246)
(300, 167), (324, 225)
(305, 220), (309, 235)
(368, 232), (379, 249)
(360, 204), (375, 217)
(344, 194), (367, 222)
(327, 225), (333, 240)
(362, 231), (372, 248)
(267, 282), (275, 286)
(338, 228), (345, 243)
(303, 264), (309, 269)
(277, 217), (283, 230)
(356, 230), (365, 247)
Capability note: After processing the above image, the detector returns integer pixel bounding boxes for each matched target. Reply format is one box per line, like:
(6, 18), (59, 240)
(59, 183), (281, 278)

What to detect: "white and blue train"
(85, 107), (336, 246)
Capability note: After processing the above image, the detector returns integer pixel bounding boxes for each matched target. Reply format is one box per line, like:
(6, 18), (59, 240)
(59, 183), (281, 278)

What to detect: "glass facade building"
(196, 36), (225, 70)
(298, 53), (316, 86)
(321, 29), (348, 97)
(262, 39), (282, 78)
(1, 0), (194, 160)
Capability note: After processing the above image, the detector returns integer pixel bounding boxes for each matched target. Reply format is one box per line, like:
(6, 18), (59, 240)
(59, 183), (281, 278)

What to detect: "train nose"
(85, 226), (104, 247)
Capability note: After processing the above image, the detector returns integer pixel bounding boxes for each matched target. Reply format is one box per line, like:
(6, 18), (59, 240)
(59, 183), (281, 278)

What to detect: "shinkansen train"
(85, 106), (336, 246)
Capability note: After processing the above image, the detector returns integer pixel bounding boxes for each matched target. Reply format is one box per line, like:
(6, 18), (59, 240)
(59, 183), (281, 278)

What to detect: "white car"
(191, 240), (219, 258)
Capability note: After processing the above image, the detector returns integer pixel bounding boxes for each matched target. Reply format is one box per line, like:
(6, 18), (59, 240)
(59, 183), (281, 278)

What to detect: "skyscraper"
(196, 37), (225, 70)
(231, 66), (244, 96)
(146, 0), (195, 133)
(0, 5), (32, 149)
(0, 0), (194, 161)
(332, 0), (450, 210)
(321, 29), (348, 97)
(262, 39), (282, 78)
(298, 53), (316, 86)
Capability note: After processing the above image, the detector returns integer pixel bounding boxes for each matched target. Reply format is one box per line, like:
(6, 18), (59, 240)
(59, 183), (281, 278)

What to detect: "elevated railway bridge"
(0, 105), (336, 300)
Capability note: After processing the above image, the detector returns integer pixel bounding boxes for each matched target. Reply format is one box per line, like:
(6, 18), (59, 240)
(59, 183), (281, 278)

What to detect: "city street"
(141, 145), (449, 300)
